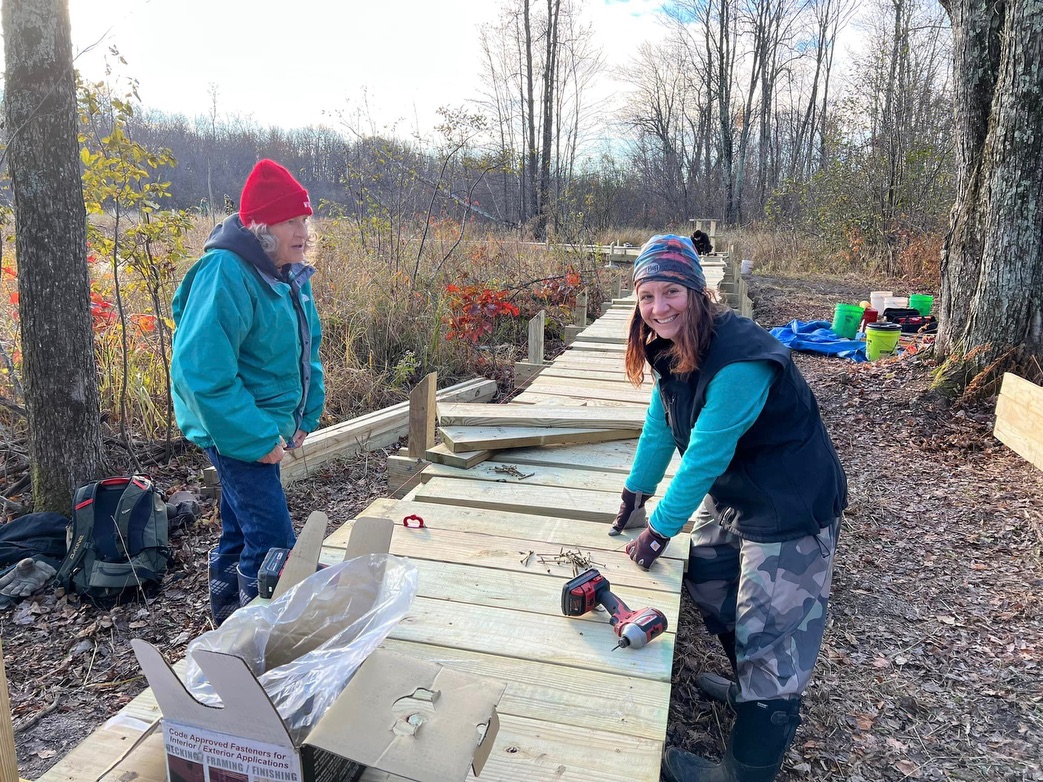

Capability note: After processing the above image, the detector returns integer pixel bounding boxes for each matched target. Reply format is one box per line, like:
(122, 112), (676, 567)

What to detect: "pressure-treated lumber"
(418, 459), (631, 493)
(488, 440), (680, 477)
(413, 474), (626, 523)
(994, 372), (1043, 471)
(567, 340), (627, 353)
(424, 441), (492, 468)
(378, 639), (670, 740)
(385, 454), (429, 498)
(0, 641), (18, 782)
(438, 402), (645, 430)
(317, 543), (680, 627)
(344, 497), (685, 565)
(512, 392), (641, 408)
(407, 371), (437, 458)
(536, 366), (638, 384)
(527, 377), (651, 404)
(280, 377), (495, 481)
(528, 309), (546, 364)
(440, 424), (637, 452)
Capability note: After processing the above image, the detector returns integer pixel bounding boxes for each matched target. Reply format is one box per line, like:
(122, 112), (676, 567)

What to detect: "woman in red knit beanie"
(170, 159), (325, 625)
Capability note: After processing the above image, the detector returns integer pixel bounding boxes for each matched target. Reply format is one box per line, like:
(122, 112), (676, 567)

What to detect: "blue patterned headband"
(632, 234), (705, 292)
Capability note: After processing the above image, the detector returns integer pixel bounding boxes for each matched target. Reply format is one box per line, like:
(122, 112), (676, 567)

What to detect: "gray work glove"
(608, 488), (653, 536)
(0, 557), (57, 598)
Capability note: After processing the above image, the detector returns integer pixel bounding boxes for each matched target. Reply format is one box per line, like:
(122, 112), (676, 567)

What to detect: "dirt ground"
(6, 274), (1043, 781)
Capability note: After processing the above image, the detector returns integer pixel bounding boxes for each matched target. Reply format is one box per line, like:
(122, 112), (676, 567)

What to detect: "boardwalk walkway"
(38, 262), (741, 781)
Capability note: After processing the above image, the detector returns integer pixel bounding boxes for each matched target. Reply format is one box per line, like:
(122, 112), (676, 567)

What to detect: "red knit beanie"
(239, 159), (313, 226)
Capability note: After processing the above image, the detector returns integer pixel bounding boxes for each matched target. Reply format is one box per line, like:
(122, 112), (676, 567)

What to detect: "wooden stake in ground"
(0, 640), (20, 782)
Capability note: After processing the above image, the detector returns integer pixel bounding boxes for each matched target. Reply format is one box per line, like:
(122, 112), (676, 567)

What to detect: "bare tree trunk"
(936, 0), (1043, 377)
(3, 0), (105, 512)
(523, 0), (539, 235)
(536, 0), (561, 240)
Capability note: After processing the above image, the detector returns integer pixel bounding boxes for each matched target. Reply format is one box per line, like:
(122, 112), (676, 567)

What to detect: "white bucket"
(884, 296), (909, 310)
(740, 259), (753, 275)
(870, 291), (893, 313)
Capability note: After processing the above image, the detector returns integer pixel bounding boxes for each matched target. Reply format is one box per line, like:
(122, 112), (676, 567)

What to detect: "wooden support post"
(610, 275), (622, 298)
(514, 310), (547, 386)
(528, 310), (545, 365)
(0, 641), (19, 782)
(563, 325), (582, 345)
(574, 289), (588, 327)
(385, 455), (430, 498)
(408, 372), (437, 458)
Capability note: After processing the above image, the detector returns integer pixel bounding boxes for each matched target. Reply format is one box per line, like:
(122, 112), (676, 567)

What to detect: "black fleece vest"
(650, 310), (847, 542)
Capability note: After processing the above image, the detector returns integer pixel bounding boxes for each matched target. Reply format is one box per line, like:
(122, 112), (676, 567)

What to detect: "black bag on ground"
(54, 476), (171, 604)
(882, 307), (937, 333)
(0, 512), (68, 570)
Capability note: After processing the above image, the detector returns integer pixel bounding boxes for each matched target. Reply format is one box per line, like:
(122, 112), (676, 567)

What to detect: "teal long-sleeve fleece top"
(171, 221), (325, 463)
(624, 360), (776, 538)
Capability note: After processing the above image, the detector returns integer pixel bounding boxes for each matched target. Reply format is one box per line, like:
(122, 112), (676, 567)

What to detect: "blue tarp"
(769, 320), (868, 362)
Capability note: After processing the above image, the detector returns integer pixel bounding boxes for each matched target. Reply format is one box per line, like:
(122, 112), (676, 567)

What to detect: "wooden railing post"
(528, 310), (546, 365)
(408, 372), (437, 459)
(574, 289), (588, 327)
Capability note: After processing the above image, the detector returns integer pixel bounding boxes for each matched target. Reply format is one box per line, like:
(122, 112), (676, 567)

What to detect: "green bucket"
(909, 294), (933, 316)
(831, 303), (863, 339)
(865, 322), (901, 360)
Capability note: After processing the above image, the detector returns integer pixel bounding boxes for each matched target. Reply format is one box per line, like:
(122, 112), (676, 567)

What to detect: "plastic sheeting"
(182, 554), (419, 743)
(769, 319), (868, 362)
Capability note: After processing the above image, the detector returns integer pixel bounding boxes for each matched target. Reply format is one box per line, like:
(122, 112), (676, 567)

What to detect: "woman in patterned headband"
(608, 234), (847, 782)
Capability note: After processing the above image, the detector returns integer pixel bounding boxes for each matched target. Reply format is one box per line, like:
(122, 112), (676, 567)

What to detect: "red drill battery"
(257, 547), (291, 599)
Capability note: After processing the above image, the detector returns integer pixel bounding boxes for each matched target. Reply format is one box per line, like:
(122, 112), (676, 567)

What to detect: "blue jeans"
(205, 447), (296, 581)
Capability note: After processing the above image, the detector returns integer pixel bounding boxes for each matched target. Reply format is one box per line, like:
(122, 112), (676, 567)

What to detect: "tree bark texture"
(938, 0), (1043, 363)
(3, 0), (105, 512)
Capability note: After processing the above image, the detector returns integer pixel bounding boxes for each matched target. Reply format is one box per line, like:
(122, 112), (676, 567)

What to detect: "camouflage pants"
(686, 498), (841, 702)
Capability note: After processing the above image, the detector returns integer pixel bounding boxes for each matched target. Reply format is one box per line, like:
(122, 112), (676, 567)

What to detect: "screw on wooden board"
(493, 464), (535, 480)
(534, 548), (604, 576)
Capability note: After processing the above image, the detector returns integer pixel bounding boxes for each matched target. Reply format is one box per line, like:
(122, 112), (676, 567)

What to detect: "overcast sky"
(58, 0), (668, 136)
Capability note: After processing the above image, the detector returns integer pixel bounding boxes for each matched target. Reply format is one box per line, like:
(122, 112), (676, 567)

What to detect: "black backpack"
(54, 476), (170, 604)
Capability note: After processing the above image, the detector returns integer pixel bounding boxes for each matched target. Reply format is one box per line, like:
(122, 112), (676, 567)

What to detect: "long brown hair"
(624, 288), (724, 386)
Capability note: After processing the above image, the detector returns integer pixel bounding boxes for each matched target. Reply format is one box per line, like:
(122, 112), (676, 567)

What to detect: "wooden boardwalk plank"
(417, 460), (633, 493)
(361, 713), (665, 781)
(310, 554), (682, 630)
(348, 498), (685, 564)
(441, 425), (636, 452)
(438, 403), (645, 429)
(413, 476), (629, 523)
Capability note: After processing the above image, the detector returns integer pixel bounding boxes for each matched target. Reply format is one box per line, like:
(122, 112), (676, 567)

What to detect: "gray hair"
(245, 221), (315, 264)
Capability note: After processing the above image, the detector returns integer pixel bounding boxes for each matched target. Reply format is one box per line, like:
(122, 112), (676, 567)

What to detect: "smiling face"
(638, 280), (690, 341)
(269, 215), (310, 266)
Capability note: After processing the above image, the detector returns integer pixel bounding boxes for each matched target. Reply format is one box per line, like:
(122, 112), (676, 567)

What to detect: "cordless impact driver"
(561, 568), (668, 650)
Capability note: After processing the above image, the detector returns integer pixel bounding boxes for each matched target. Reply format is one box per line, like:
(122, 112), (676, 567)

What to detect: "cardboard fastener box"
(132, 514), (505, 782)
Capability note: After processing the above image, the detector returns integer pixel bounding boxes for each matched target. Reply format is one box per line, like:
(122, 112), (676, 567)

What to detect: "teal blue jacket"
(171, 219), (325, 463)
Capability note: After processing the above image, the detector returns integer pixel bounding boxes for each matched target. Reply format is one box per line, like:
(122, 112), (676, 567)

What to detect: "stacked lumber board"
(436, 402), (644, 455)
(994, 372), (1043, 472)
(200, 377), (498, 490)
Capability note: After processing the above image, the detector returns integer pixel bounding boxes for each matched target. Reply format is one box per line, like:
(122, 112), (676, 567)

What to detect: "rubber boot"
(661, 698), (802, 782)
(697, 631), (739, 706)
(236, 565), (259, 608)
(208, 551), (239, 626)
